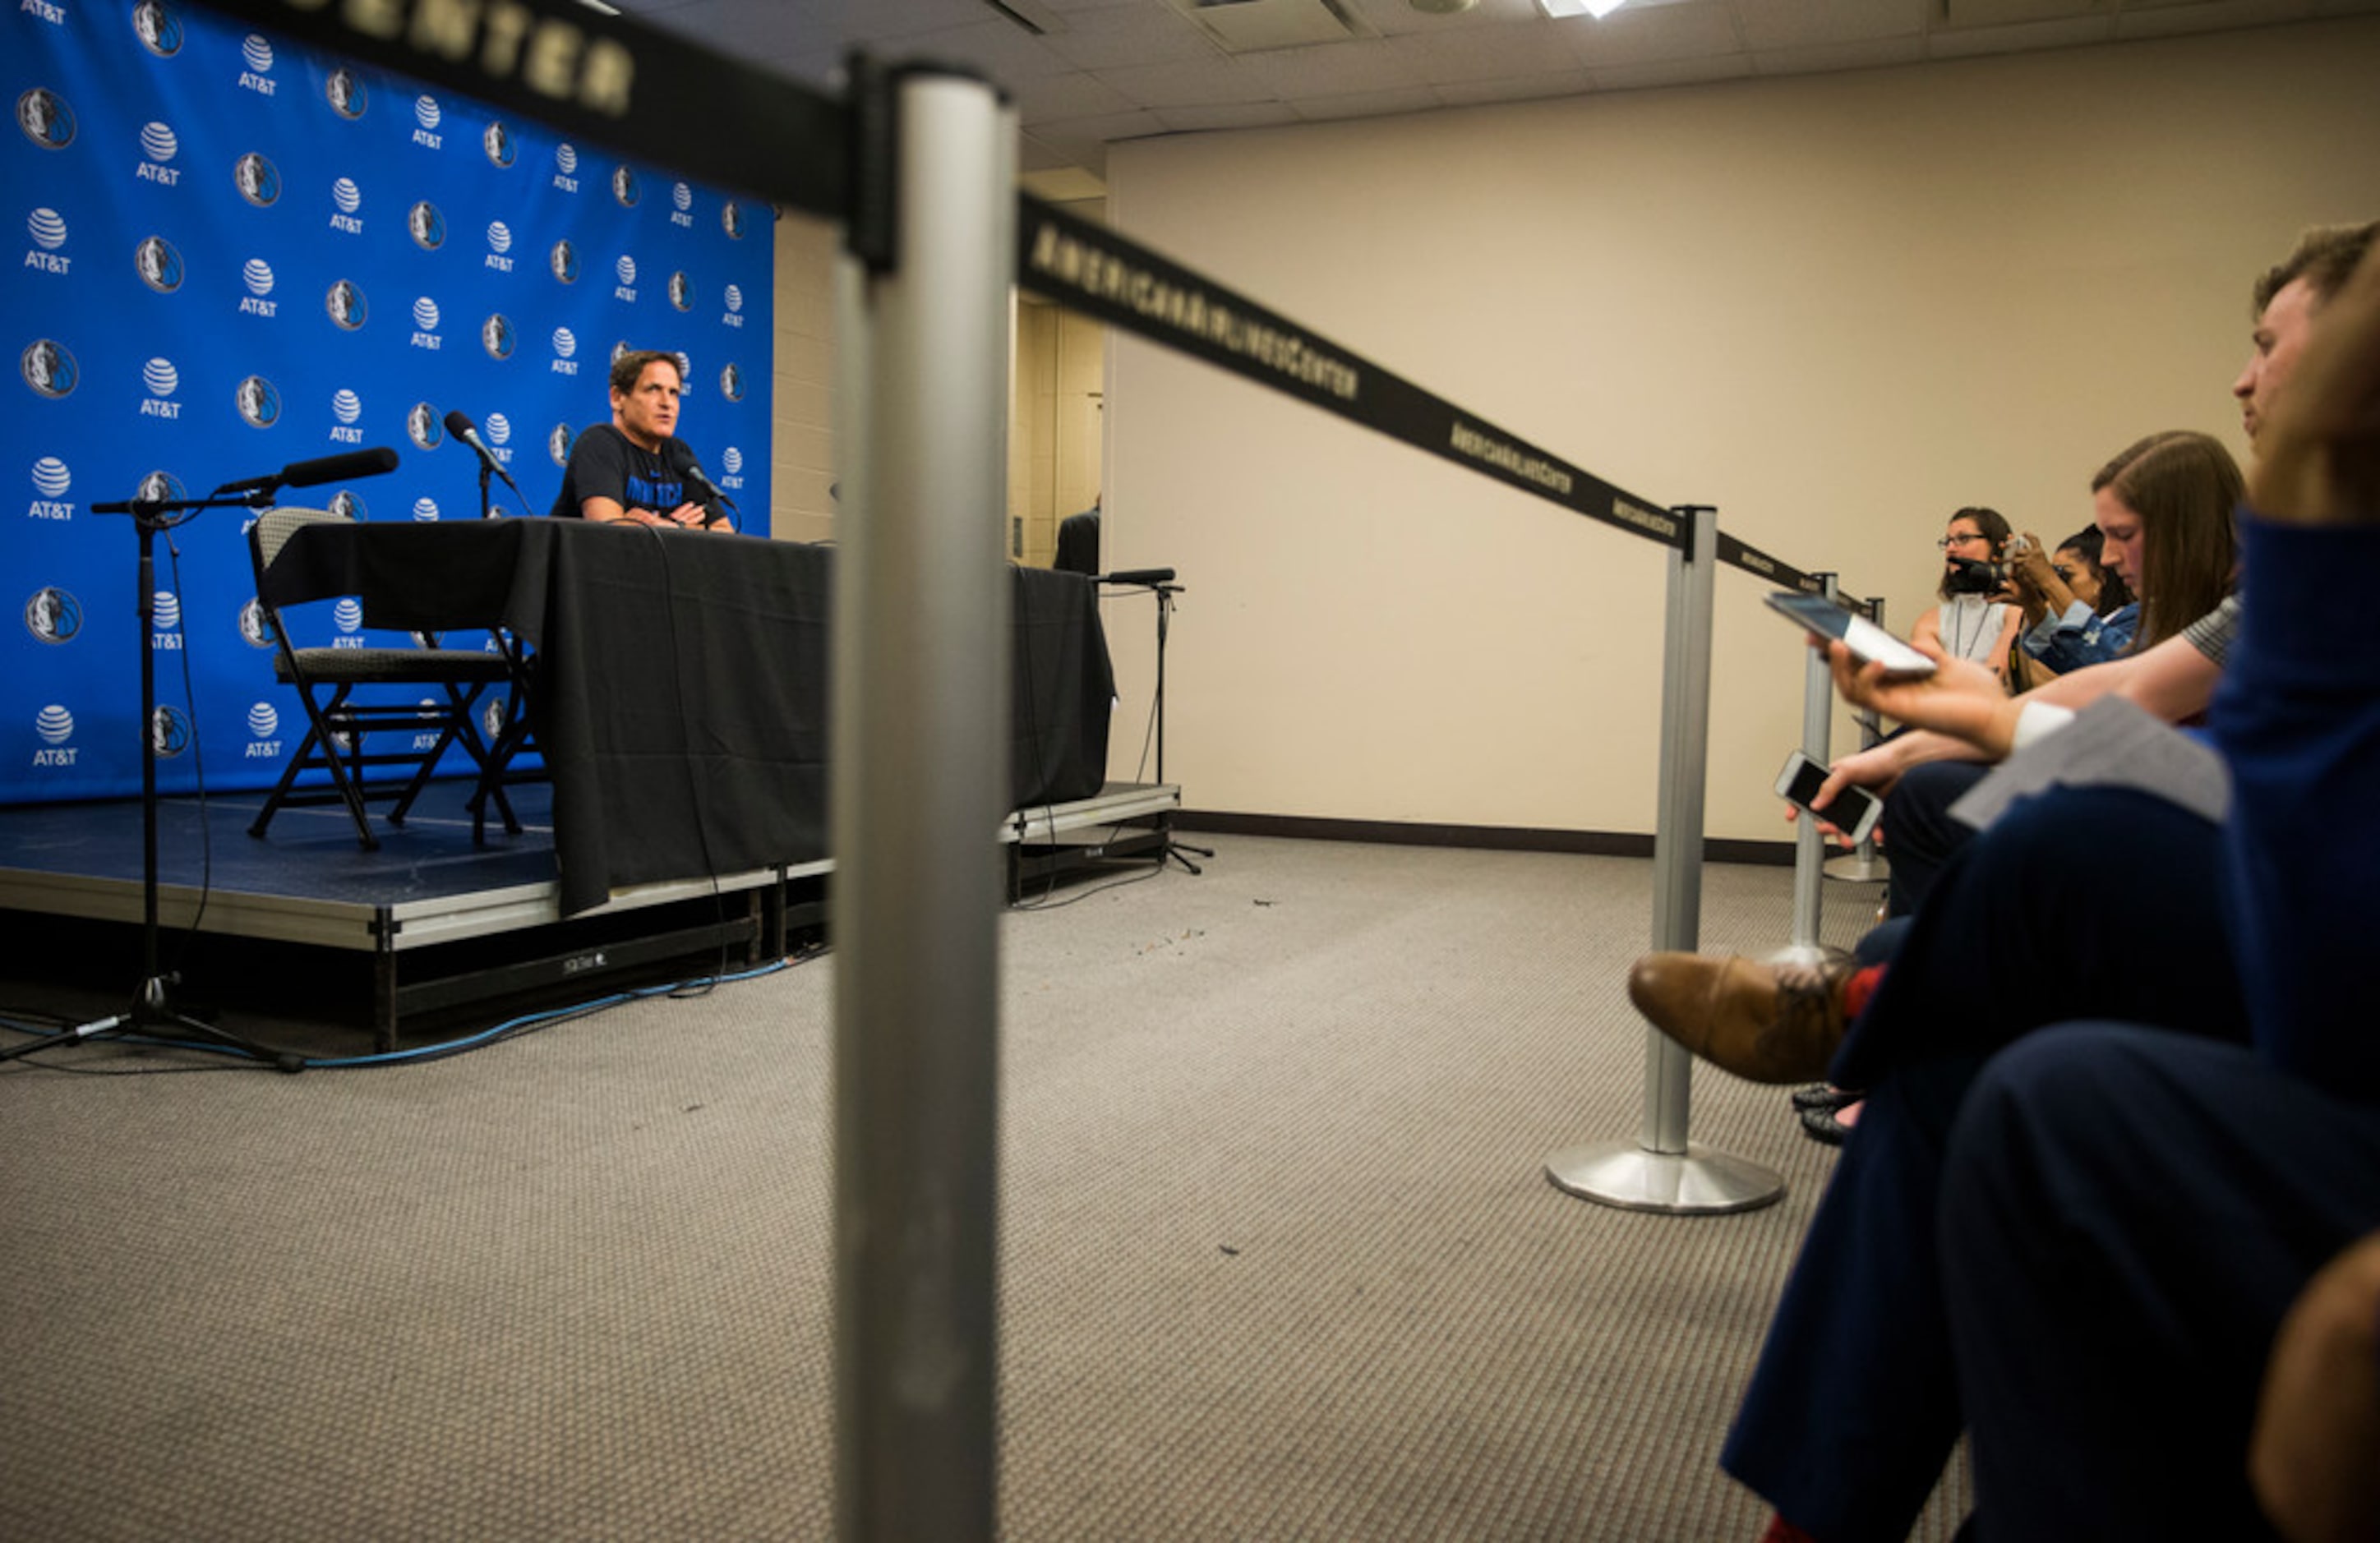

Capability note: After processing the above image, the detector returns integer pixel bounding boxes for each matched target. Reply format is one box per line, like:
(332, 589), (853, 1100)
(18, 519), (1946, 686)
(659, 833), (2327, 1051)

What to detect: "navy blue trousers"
(1720, 785), (2249, 1541)
(1878, 759), (1989, 919)
(1943, 1028), (2380, 1541)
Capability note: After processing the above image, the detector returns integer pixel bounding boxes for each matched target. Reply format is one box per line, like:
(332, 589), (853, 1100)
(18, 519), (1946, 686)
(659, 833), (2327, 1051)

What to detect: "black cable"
(159, 535), (214, 978)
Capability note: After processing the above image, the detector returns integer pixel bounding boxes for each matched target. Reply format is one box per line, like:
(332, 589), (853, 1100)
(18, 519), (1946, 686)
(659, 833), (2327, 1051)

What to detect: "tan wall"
(1098, 17), (2380, 841)
(1012, 298), (1108, 568)
(770, 210), (840, 544)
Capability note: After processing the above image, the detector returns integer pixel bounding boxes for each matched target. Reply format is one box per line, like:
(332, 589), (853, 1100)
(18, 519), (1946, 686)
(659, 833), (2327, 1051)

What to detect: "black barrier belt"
(1716, 532), (1820, 595)
(1017, 198), (1686, 552)
(194, 0), (846, 218)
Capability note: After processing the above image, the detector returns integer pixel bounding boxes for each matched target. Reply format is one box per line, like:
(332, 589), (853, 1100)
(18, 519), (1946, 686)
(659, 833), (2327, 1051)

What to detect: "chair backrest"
(247, 505), (348, 583)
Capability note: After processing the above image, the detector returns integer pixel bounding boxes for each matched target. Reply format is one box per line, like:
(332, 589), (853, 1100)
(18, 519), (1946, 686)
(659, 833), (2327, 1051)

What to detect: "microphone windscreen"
(442, 409), (475, 439)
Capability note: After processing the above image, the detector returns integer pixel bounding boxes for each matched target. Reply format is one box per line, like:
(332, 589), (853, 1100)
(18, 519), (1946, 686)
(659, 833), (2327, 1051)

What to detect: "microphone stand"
(1100, 572), (1211, 876)
(3, 486), (306, 1070)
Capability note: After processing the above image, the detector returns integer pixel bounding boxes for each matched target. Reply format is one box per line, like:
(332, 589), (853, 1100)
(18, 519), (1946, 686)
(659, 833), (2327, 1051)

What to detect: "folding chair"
(246, 505), (521, 850)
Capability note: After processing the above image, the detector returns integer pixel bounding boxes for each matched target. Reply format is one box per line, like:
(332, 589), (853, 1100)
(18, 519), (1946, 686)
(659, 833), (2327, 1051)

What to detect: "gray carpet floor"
(0, 836), (1966, 1541)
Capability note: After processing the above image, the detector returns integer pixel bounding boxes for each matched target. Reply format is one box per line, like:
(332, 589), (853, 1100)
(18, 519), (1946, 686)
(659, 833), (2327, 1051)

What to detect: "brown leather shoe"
(1626, 951), (1855, 1085)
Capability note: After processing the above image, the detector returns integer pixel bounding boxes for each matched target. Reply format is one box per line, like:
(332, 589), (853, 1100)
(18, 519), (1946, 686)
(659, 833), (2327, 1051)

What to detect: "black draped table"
(261, 518), (1115, 915)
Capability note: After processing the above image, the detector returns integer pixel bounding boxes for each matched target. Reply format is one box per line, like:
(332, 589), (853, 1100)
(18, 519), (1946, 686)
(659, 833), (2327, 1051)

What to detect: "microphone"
(444, 410), (521, 494)
(1099, 568), (1176, 586)
(214, 446), (399, 495)
(680, 456), (737, 519)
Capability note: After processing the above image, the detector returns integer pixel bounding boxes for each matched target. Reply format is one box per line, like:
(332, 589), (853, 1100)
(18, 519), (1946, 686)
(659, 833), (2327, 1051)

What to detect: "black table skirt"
(264, 519), (1114, 915)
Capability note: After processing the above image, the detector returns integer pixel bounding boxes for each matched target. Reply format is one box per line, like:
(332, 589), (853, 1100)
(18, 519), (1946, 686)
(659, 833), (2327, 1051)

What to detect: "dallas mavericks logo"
(611, 164), (639, 207)
(325, 67), (366, 118)
(21, 339), (76, 398)
(550, 239), (579, 283)
(135, 234), (184, 292)
(17, 88), (75, 150)
(483, 121), (514, 168)
(668, 272), (692, 311)
(549, 423), (574, 469)
(720, 362), (745, 403)
(238, 596), (276, 648)
(136, 469), (186, 505)
(328, 489), (366, 520)
(35, 706), (75, 746)
(133, 1), (184, 58)
(722, 200), (745, 239)
(482, 695), (509, 743)
(234, 151), (281, 207)
(236, 375), (281, 428)
(408, 200), (445, 250)
(25, 587), (81, 644)
(407, 401), (442, 449)
(482, 313), (515, 360)
(326, 279), (367, 329)
(151, 705), (191, 759)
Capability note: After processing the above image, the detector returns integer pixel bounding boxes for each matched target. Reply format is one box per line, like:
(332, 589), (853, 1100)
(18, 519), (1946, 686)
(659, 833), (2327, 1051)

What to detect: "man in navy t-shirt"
(549, 350), (731, 530)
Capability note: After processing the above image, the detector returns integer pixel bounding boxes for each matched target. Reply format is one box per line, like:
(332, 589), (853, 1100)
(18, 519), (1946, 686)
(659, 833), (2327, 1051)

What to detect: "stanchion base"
(1824, 851), (1889, 883)
(1544, 1141), (1785, 1215)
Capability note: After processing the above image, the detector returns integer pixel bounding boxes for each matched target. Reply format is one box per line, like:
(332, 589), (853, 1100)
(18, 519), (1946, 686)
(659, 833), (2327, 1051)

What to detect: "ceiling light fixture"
(1537, 0), (1628, 17)
(1409, 0), (1480, 13)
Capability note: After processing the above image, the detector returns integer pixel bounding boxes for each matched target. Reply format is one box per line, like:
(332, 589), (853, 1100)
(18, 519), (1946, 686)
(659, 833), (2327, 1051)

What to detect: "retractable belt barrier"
(192, 2), (1888, 1531)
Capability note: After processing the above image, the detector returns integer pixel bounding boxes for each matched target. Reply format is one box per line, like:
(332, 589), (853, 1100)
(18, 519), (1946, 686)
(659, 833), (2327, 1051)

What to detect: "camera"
(1944, 556), (2011, 596)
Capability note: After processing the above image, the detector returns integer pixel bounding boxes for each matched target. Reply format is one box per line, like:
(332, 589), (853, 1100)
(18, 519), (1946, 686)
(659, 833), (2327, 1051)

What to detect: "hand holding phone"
(1777, 751), (1884, 845)
(1764, 592), (1936, 677)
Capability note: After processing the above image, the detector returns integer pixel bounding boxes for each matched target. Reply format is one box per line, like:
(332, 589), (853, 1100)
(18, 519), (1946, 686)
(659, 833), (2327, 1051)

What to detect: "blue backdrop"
(7, 0), (774, 802)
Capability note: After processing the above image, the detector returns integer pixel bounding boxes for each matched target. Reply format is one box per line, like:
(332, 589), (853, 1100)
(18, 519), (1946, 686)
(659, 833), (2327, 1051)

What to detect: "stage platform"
(0, 777), (1179, 1052)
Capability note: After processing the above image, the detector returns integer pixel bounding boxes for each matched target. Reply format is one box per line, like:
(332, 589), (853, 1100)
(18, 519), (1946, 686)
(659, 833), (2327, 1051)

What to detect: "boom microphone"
(214, 446), (399, 495)
(1099, 568), (1176, 587)
(443, 410), (522, 494)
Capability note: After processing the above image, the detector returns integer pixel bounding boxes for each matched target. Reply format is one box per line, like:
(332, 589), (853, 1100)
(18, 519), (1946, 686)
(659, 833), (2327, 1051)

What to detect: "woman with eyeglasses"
(1909, 506), (2020, 686)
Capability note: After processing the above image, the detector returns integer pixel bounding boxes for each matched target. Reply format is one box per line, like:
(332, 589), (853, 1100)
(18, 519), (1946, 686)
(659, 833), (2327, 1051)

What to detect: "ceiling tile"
(1341, 0), (1543, 39)
(1589, 52), (1755, 90)
(1731, 0), (1929, 51)
(1012, 69), (1142, 120)
(1381, 19), (1588, 82)
(1749, 33), (1930, 71)
(1558, 3), (1744, 66)
(1095, 54), (1282, 108)
(1152, 100), (1305, 131)
(1237, 38), (1441, 94)
(1040, 3), (1224, 68)
(1432, 66), (1594, 104)
(1289, 83), (1446, 119)
(1926, 12), (2116, 55)
(895, 16), (1077, 81)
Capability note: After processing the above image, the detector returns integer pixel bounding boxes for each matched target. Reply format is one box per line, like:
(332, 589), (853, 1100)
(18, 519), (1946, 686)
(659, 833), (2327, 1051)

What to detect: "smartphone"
(1764, 592), (1936, 678)
(1775, 750), (1884, 844)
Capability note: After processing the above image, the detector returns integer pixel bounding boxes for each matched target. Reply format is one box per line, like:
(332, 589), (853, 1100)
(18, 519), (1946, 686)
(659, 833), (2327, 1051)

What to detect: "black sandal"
(1789, 1083), (1862, 1112)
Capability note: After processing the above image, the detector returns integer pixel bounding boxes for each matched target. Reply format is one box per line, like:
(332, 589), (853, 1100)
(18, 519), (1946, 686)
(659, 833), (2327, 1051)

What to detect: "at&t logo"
(29, 456), (73, 519)
(670, 181), (694, 228)
(25, 586), (81, 643)
(331, 596), (367, 648)
(553, 142), (579, 192)
(330, 388), (363, 444)
(140, 354), (179, 417)
(137, 121), (181, 184)
(484, 412), (512, 448)
(152, 590), (183, 651)
(238, 34), (277, 96)
(720, 447), (745, 491)
(22, 339), (77, 399)
(25, 208), (70, 276)
(485, 220), (514, 273)
(330, 177), (363, 234)
(411, 295), (442, 351)
(239, 257), (279, 317)
(615, 253), (636, 302)
(551, 326), (579, 376)
(411, 496), (440, 523)
(245, 702), (282, 758)
(722, 283), (745, 329)
(412, 94), (442, 150)
(33, 704), (76, 767)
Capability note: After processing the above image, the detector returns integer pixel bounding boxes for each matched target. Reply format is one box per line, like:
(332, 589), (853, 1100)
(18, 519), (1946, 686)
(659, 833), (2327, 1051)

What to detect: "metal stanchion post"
(1545, 507), (1784, 1214)
(831, 65), (1014, 1543)
(1786, 573), (1839, 951)
(1825, 595), (1892, 885)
